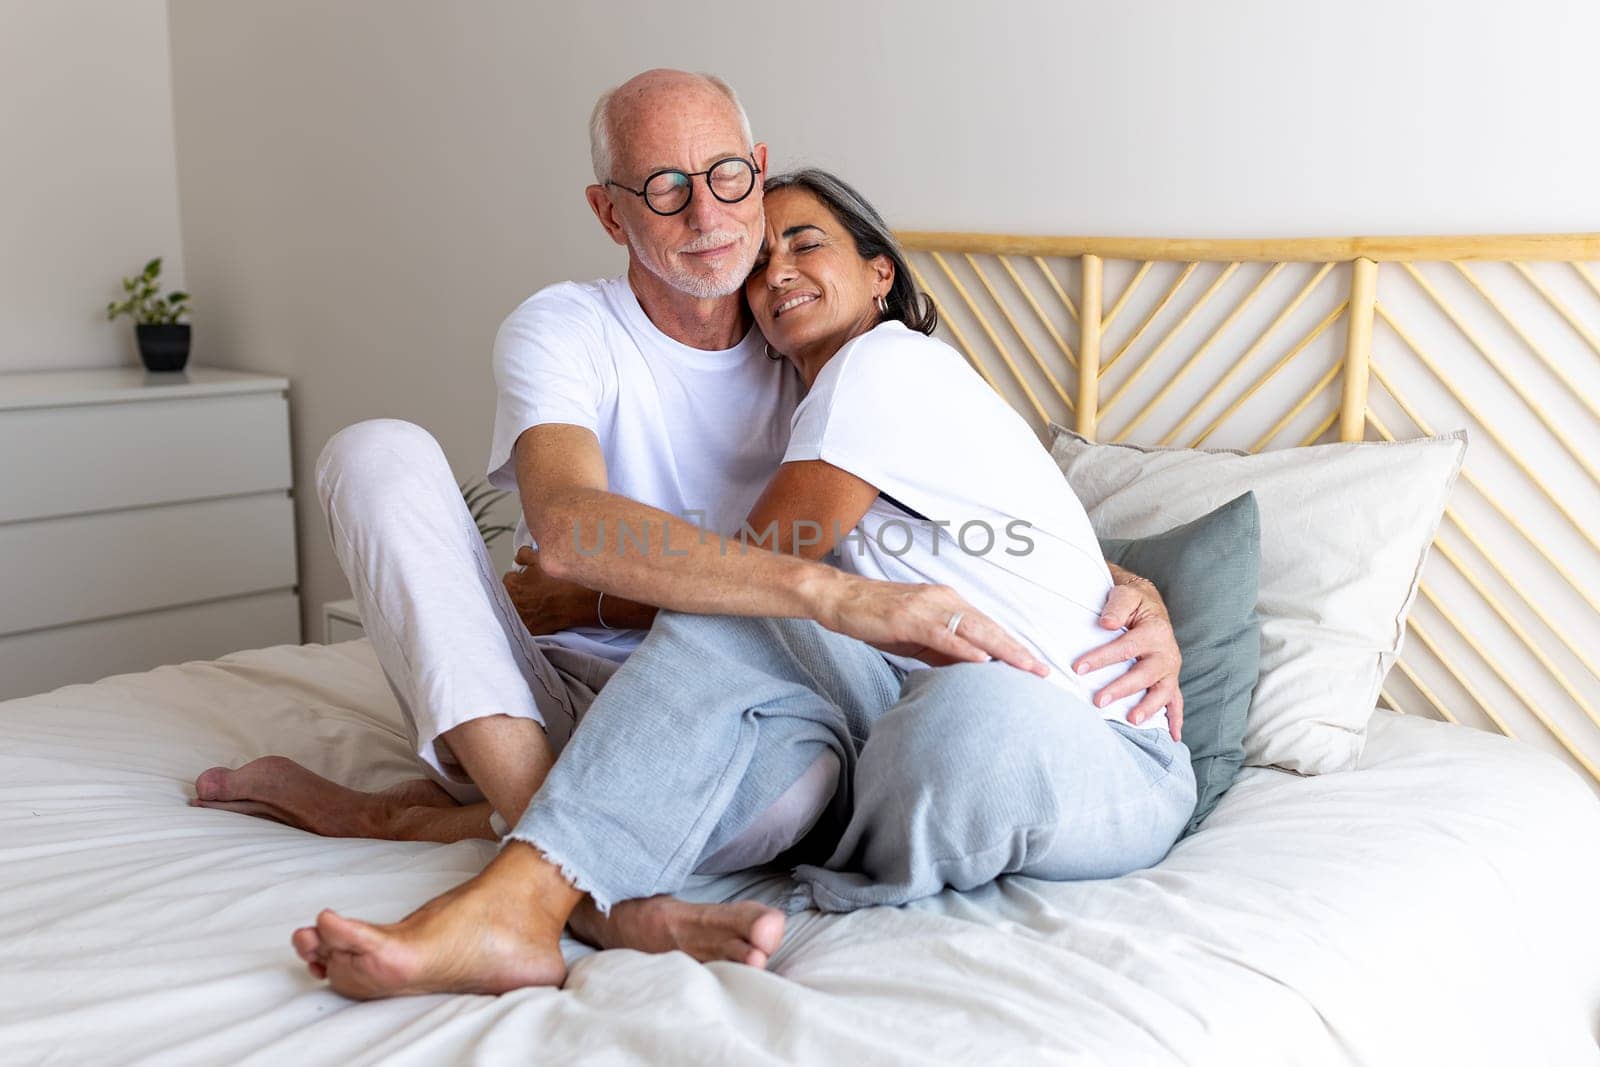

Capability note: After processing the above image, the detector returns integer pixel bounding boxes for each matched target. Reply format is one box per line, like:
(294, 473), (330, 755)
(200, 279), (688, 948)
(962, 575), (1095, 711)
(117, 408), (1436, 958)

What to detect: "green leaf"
(471, 500), (501, 523)
(143, 257), (161, 278)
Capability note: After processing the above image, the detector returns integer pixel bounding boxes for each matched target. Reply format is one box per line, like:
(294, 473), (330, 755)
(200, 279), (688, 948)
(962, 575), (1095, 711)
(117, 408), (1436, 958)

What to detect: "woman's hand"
(502, 546), (600, 635)
(812, 573), (1048, 677)
(1074, 572), (1184, 742)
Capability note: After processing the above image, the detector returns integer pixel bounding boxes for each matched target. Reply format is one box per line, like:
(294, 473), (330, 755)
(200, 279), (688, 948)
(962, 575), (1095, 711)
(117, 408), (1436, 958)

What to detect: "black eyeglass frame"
(604, 155), (763, 217)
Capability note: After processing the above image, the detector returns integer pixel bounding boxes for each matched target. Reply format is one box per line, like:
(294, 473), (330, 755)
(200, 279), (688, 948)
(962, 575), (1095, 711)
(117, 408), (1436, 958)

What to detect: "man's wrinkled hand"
(502, 546), (592, 635)
(1074, 579), (1184, 743)
(817, 575), (1049, 679)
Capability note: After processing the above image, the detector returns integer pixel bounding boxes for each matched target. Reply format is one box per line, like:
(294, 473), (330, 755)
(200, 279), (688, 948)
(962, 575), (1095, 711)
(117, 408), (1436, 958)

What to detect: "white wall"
(0, 0), (186, 373)
(163, 0), (1600, 638)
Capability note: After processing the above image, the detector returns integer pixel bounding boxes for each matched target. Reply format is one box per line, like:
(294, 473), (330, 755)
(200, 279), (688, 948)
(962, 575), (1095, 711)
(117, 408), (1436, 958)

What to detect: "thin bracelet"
(596, 590), (616, 630)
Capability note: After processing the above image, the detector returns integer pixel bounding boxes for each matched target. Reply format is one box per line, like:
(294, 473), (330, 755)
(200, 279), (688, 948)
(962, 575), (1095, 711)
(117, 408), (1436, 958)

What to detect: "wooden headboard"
(895, 231), (1600, 791)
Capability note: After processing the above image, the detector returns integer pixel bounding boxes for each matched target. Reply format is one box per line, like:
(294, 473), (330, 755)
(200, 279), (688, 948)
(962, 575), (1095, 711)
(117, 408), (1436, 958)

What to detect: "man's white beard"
(624, 220), (754, 300)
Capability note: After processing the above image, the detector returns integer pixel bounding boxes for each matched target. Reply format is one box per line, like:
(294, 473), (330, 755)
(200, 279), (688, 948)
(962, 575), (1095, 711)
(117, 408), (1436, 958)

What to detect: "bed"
(1, 637), (1596, 1065)
(3, 233), (1599, 1064)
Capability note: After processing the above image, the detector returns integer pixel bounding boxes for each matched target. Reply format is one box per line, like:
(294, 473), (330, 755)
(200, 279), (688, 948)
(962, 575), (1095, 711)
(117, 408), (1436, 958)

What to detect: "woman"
(294, 171), (1196, 998)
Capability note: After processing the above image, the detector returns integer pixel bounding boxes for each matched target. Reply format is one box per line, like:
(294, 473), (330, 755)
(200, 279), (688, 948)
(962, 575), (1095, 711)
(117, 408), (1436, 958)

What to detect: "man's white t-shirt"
(782, 320), (1166, 733)
(487, 275), (802, 662)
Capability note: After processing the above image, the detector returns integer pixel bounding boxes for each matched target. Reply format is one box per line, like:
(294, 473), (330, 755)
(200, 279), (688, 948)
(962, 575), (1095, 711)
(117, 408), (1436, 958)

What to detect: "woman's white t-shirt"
(782, 321), (1165, 733)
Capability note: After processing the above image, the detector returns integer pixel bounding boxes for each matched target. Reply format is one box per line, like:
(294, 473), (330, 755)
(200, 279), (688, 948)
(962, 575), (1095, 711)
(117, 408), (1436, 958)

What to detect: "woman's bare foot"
(292, 841), (582, 999)
(569, 896), (786, 968)
(192, 756), (488, 841)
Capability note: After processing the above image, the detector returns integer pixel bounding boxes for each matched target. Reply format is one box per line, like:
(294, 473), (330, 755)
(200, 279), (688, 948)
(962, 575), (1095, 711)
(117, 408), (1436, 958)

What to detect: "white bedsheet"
(1, 639), (1596, 1066)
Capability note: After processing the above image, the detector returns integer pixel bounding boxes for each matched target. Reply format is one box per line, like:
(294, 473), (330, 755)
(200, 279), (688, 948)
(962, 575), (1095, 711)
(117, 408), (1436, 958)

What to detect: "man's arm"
(512, 424), (1047, 675)
(503, 455), (875, 635)
(1074, 562), (1184, 742)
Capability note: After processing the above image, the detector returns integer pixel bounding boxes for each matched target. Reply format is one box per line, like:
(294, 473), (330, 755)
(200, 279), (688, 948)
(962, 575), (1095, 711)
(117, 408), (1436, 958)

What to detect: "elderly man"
(196, 68), (1183, 976)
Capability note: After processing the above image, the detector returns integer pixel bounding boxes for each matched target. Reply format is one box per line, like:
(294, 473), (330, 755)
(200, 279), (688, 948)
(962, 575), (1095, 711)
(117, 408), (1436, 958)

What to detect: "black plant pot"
(136, 323), (191, 372)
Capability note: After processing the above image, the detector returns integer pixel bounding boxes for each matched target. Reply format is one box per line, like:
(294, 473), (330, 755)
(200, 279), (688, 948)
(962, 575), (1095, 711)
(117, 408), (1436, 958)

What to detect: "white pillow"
(1049, 426), (1467, 775)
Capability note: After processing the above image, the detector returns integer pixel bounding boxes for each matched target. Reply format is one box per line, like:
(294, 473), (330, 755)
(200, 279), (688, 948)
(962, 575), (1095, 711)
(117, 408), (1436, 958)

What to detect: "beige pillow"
(1050, 426), (1466, 775)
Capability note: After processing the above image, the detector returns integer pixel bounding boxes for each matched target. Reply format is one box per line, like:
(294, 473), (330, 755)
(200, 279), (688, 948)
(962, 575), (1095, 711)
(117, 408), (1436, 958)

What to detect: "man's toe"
(291, 925), (323, 962)
(193, 767), (232, 800)
(733, 939), (768, 968)
(317, 910), (384, 954)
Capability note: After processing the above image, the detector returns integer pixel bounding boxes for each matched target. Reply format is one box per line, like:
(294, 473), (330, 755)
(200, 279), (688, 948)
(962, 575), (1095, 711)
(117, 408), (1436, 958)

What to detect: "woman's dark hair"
(761, 168), (938, 338)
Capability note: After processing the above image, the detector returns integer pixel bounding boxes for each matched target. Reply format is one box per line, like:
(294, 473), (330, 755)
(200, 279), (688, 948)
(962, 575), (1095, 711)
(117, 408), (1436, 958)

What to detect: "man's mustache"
(677, 232), (742, 254)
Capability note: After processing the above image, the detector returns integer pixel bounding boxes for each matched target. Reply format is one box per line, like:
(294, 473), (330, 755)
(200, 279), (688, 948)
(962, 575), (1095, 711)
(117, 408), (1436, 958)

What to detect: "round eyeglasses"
(605, 156), (761, 217)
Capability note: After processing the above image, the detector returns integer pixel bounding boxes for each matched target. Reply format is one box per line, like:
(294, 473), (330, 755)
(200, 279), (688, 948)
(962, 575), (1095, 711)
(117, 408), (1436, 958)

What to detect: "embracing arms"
(502, 424), (1045, 673)
(504, 431), (1185, 739)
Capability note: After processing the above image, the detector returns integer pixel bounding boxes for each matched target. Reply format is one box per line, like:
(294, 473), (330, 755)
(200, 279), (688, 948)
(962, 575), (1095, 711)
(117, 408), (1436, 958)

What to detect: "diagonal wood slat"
(1298, 408), (1339, 447)
(1368, 363), (1600, 615)
(1101, 261), (1153, 334)
(1101, 264), (1241, 420)
(1369, 411), (1600, 732)
(907, 258), (1001, 394)
(1374, 303), (1600, 557)
(929, 251), (1049, 426)
(1252, 359), (1340, 451)
(1574, 261), (1600, 304)
(1406, 612), (1520, 741)
(1390, 660), (1467, 729)
(1031, 257), (1078, 322)
(1416, 581), (1600, 781)
(1453, 263), (1600, 421)
(1114, 263), (1286, 443)
(1102, 263), (1198, 378)
(1511, 261), (1600, 360)
(965, 254), (1074, 412)
(1402, 262), (1600, 487)
(1158, 263), (1336, 446)
(998, 255), (1077, 372)
(1191, 301), (1347, 448)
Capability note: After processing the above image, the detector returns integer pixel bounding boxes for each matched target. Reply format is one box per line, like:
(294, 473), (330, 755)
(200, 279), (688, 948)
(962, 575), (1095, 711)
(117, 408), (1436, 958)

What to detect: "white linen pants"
(313, 419), (836, 871)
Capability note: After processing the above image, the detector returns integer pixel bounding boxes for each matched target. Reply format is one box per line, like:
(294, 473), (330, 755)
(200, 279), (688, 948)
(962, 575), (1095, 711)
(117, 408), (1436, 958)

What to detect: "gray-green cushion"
(1100, 491), (1262, 834)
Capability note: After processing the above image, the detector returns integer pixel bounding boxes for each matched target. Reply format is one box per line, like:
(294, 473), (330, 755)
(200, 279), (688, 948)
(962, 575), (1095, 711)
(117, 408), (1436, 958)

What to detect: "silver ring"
(946, 611), (964, 635)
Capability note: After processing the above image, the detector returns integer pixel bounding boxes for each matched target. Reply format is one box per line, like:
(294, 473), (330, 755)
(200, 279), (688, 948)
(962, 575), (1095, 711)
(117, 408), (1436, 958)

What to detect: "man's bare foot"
(569, 895), (786, 969)
(291, 841), (581, 998)
(192, 756), (484, 841)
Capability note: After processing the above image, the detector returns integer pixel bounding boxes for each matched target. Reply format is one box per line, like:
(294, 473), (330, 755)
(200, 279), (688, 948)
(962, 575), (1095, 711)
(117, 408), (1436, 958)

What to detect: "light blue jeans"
(506, 611), (1197, 914)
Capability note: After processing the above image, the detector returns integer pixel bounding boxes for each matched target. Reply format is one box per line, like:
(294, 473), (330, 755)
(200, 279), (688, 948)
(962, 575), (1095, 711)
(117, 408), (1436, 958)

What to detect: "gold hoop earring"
(764, 342), (784, 361)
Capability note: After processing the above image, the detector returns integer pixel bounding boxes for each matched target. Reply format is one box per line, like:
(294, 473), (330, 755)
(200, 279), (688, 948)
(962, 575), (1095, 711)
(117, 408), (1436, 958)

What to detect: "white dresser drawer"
(0, 493), (297, 637)
(0, 590), (301, 702)
(326, 616), (366, 644)
(0, 366), (301, 693)
(0, 391), (290, 523)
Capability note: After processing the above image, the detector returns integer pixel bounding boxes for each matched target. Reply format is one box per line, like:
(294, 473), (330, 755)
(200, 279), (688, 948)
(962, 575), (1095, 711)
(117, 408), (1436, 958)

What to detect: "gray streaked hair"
(589, 72), (754, 184)
(762, 168), (939, 337)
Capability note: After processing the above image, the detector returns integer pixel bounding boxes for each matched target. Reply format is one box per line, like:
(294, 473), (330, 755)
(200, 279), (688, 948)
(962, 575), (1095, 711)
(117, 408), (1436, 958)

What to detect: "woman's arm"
(739, 459), (880, 560)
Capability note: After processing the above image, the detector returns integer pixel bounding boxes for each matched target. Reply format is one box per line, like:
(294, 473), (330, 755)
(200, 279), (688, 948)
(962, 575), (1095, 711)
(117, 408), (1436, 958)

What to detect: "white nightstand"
(324, 598), (365, 643)
(0, 366), (302, 700)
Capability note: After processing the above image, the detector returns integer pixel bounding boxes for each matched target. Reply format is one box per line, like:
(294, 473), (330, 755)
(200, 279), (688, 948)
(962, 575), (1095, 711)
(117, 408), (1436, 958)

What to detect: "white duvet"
(1, 639), (1597, 1066)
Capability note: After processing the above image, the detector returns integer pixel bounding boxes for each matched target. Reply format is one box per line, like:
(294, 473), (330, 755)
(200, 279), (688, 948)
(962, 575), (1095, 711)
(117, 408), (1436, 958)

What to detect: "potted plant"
(460, 477), (515, 547)
(106, 257), (192, 372)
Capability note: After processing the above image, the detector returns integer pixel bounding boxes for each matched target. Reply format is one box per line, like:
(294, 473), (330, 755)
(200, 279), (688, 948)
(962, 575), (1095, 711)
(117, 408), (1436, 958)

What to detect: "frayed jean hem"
(499, 831), (615, 916)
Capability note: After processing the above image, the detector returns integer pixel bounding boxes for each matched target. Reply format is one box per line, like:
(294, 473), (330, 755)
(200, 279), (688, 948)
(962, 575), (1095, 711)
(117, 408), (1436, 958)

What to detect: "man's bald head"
(588, 69), (753, 184)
